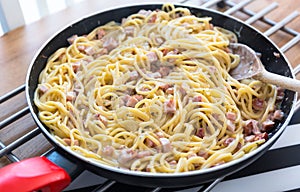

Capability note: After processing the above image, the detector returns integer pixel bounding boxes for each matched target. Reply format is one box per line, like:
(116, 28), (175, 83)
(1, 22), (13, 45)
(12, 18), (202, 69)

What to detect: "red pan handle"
(0, 156), (71, 192)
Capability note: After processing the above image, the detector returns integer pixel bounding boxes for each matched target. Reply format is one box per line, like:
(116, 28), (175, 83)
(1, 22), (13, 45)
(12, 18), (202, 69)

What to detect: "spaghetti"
(34, 4), (284, 173)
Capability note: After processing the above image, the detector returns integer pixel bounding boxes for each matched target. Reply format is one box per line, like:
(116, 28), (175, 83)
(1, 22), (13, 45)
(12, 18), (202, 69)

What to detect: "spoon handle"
(255, 69), (300, 92)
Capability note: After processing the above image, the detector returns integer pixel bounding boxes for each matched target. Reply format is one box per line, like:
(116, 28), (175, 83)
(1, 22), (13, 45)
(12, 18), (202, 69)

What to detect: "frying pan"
(0, 3), (297, 191)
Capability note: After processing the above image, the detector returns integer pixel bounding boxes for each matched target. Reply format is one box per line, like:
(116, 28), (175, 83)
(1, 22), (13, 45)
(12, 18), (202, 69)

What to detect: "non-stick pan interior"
(26, 3), (296, 187)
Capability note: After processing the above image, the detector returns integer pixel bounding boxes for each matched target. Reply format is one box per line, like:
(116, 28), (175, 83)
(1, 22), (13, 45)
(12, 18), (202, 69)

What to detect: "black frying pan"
(3, 3), (297, 191)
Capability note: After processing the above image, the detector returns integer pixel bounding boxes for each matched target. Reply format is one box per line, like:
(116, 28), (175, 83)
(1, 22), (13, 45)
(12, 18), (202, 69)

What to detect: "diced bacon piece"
(63, 138), (71, 146)
(77, 45), (86, 51)
(158, 83), (172, 91)
(164, 99), (176, 114)
(96, 29), (106, 40)
(72, 62), (81, 73)
(243, 119), (260, 135)
(196, 128), (204, 138)
(162, 48), (169, 56)
(118, 149), (137, 165)
(179, 85), (187, 97)
(159, 138), (172, 153)
(155, 132), (164, 138)
(63, 138), (79, 146)
(212, 113), (220, 121)
(150, 63), (159, 73)
(121, 95), (131, 103)
(223, 137), (234, 147)
(252, 98), (264, 111)
(235, 142), (242, 152)
(146, 165), (152, 172)
(165, 50), (179, 63)
(272, 110), (284, 121)
(67, 35), (78, 44)
(126, 96), (139, 107)
(95, 114), (108, 126)
(132, 94), (143, 101)
(121, 18), (127, 25)
(74, 140), (79, 146)
(66, 91), (76, 101)
(192, 95), (202, 102)
(129, 71), (139, 81)
(155, 37), (164, 45)
(39, 85), (49, 94)
(243, 121), (253, 136)
(124, 26), (135, 36)
(167, 49), (179, 55)
(84, 46), (96, 56)
(103, 37), (119, 52)
(148, 14), (157, 23)
(137, 150), (152, 158)
(226, 112), (236, 121)
(245, 135), (255, 142)
(147, 72), (162, 78)
(224, 47), (230, 53)
(252, 122), (261, 135)
(169, 160), (177, 165)
(138, 9), (152, 16)
(167, 58), (176, 63)
(226, 120), (235, 132)
(102, 146), (114, 156)
(165, 88), (174, 94)
(276, 87), (285, 101)
(254, 132), (268, 141)
(146, 52), (158, 63)
(145, 138), (155, 148)
(261, 119), (275, 132)
(198, 150), (209, 159)
(158, 67), (171, 77)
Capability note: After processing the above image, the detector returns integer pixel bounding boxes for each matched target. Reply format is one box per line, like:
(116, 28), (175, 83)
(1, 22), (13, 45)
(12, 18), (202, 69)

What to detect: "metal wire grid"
(0, 0), (299, 191)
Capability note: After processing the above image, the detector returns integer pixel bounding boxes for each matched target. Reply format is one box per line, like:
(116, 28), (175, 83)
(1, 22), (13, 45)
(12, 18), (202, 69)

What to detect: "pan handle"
(0, 149), (84, 192)
(44, 148), (85, 181)
(0, 156), (71, 192)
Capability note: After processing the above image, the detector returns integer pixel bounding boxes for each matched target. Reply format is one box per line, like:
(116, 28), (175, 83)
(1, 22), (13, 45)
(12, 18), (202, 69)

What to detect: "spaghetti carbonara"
(34, 4), (284, 173)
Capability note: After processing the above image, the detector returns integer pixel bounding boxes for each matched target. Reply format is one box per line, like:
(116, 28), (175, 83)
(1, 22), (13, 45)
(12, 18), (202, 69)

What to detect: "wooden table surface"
(0, 0), (300, 167)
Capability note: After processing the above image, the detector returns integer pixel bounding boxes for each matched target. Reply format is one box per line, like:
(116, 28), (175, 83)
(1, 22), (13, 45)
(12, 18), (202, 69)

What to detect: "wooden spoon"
(229, 43), (300, 92)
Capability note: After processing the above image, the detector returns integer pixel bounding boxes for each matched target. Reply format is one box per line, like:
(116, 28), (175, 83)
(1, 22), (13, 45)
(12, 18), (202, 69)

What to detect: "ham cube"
(39, 84), (49, 94)
(96, 29), (106, 40)
(102, 146), (114, 156)
(103, 37), (119, 52)
(159, 138), (172, 153)
(226, 112), (236, 121)
(272, 110), (284, 121)
(146, 52), (158, 63)
(67, 35), (78, 44)
(124, 26), (135, 36)
(252, 98), (264, 111)
(66, 91), (76, 101)
(164, 99), (176, 114)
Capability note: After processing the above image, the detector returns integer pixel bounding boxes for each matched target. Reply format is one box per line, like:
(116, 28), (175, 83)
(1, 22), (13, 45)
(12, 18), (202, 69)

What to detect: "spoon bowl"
(229, 43), (300, 92)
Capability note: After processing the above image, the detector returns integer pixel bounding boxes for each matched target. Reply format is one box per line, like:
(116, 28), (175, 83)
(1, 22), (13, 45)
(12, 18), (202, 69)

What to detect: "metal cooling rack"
(0, 0), (299, 191)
